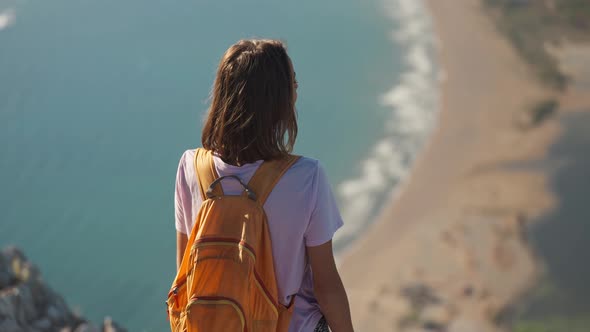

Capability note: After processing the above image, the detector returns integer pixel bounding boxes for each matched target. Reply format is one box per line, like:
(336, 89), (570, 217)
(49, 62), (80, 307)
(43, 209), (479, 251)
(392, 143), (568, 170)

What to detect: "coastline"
(339, 0), (567, 330)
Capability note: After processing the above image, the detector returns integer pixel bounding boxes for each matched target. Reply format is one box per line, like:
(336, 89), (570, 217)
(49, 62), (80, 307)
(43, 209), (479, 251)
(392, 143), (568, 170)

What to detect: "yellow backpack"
(166, 148), (300, 332)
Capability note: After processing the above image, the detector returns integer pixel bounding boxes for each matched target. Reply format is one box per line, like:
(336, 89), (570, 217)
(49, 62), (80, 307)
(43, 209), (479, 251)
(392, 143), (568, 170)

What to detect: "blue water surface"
(0, 0), (402, 330)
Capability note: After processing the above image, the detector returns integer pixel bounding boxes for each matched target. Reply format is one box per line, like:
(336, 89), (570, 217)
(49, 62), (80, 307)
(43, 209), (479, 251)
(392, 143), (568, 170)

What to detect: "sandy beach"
(338, 0), (589, 331)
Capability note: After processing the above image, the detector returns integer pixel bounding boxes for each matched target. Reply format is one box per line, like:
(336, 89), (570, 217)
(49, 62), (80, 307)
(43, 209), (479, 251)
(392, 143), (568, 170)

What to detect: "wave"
(334, 0), (440, 252)
(0, 8), (16, 31)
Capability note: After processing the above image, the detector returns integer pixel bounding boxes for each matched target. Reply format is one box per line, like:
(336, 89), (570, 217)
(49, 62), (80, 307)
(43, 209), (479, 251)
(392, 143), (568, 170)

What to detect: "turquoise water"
(0, 0), (435, 330)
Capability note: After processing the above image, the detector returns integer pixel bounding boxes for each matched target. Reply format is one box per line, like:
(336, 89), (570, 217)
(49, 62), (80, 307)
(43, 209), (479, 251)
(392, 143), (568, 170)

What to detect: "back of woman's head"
(202, 39), (298, 165)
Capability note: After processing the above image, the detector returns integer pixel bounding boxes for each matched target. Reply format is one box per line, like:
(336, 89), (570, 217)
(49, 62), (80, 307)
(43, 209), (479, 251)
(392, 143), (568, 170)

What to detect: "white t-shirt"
(174, 149), (343, 332)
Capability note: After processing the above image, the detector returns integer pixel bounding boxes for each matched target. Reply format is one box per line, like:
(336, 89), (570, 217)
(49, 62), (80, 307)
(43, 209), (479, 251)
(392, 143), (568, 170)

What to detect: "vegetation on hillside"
(484, 0), (590, 89)
(513, 316), (590, 332)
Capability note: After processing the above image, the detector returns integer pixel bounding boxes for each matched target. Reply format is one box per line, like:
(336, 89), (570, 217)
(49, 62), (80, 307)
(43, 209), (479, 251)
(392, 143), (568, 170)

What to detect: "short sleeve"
(174, 151), (192, 234)
(304, 162), (344, 247)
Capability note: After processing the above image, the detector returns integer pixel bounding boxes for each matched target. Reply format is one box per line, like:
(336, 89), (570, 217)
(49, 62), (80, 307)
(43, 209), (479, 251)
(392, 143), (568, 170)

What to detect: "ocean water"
(0, 0), (438, 330)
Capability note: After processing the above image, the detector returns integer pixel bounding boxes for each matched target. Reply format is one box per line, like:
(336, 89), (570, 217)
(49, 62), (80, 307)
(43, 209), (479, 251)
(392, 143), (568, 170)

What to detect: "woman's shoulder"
(291, 155), (320, 169)
(178, 148), (198, 166)
(179, 147), (198, 165)
(176, 149), (199, 182)
(284, 155), (328, 185)
(290, 154), (330, 175)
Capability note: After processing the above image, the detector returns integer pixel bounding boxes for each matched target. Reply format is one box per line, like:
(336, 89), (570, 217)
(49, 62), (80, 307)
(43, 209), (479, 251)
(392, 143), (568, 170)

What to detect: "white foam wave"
(0, 8), (16, 31)
(334, 0), (440, 250)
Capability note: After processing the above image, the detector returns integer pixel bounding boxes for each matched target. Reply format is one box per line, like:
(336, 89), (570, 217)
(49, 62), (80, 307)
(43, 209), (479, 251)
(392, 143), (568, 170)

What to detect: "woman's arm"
(176, 231), (188, 270)
(308, 240), (354, 332)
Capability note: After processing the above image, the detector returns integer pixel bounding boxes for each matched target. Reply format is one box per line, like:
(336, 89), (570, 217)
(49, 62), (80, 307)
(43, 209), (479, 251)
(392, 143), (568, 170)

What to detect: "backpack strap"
(247, 155), (301, 205)
(194, 148), (222, 200)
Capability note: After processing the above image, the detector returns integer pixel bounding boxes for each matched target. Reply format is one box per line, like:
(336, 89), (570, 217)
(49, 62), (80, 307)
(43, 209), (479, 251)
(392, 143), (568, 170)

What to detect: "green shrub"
(514, 316), (590, 332)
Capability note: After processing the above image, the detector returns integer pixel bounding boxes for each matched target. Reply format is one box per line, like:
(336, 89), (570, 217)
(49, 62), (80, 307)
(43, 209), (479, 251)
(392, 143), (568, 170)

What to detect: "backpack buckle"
(206, 175), (257, 201)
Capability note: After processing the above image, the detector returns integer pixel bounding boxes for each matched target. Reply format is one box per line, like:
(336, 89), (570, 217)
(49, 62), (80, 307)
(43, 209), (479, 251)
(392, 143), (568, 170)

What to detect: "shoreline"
(339, 0), (569, 330)
(334, 0), (439, 256)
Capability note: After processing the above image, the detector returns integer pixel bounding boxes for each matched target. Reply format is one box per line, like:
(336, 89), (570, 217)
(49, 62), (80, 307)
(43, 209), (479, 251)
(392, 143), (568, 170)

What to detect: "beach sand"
(338, 0), (585, 331)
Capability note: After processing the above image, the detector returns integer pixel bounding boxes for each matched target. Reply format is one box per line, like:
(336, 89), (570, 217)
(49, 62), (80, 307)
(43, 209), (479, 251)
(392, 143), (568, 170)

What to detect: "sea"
(0, 0), (438, 330)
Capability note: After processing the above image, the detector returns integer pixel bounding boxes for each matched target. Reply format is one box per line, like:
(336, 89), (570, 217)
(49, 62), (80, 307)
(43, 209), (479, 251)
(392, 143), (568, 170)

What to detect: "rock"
(514, 99), (558, 129)
(422, 320), (446, 331)
(0, 319), (21, 332)
(0, 265), (13, 289)
(2, 247), (26, 262)
(462, 285), (474, 297)
(0, 270), (12, 288)
(401, 283), (441, 309)
(0, 246), (127, 332)
(103, 316), (127, 332)
(420, 304), (454, 329)
(47, 305), (62, 322)
(1, 287), (28, 326)
(18, 284), (39, 322)
(74, 323), (100, 332)
(0, 250), (16, 289)
(0, 289), (18, 319)
(33, 317), (52, 331)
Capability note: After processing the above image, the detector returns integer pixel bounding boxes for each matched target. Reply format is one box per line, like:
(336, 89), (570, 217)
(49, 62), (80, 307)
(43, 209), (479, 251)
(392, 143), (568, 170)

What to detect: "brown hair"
(201, 39), (298, 165)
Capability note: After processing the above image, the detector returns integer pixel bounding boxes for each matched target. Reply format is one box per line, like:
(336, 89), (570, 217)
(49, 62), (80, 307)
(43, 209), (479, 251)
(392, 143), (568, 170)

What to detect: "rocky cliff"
(0, 246), (126, 332)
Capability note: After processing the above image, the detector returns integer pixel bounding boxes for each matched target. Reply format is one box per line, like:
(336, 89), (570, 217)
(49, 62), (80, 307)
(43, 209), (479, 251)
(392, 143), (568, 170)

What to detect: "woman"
(174, 39), (354, 332)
